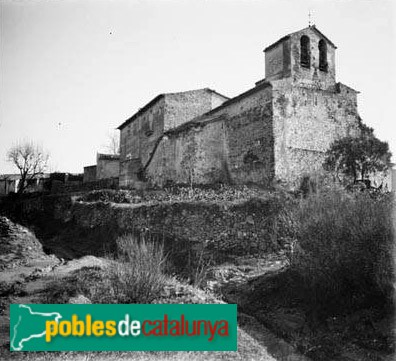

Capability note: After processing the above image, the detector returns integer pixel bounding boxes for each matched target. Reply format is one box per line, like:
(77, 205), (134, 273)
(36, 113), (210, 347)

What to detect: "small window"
(300, 36), (310, 68)
(319, 39), (328, 72)
(143, 116), (153, 136)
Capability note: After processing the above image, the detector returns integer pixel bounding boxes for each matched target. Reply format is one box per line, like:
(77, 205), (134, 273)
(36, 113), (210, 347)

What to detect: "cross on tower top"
(308, 10), (313, 27)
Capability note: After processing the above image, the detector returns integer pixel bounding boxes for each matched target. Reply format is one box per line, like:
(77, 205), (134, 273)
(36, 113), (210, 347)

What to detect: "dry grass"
(44, 234), (169, 304)
(108, 234), (169, 303)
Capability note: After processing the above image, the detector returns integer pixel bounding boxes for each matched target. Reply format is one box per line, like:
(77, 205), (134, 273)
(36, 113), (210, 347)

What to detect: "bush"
(44, 235), (169, 304)
(108, 234), (169, 303)
(281, 187), (394, 319)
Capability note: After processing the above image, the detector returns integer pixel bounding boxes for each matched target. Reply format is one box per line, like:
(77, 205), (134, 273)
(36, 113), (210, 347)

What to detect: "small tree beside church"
(323, 124), (391, 186)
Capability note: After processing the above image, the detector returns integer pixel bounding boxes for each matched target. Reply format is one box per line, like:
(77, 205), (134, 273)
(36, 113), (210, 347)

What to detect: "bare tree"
(7, 141), (49, 193)
(103, 130), (120, 155)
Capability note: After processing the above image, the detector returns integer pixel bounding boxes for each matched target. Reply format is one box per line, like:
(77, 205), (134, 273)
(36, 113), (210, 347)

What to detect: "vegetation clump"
(280, 186), (394, 321)
(324, 123), (391, 186)
(109, 234), (169, 303)
(77, 184), (268, 205)
(46, 234), (169, 304)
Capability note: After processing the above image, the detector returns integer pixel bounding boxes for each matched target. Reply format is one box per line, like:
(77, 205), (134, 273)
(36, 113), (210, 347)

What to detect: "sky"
(0, 0), (395, 174)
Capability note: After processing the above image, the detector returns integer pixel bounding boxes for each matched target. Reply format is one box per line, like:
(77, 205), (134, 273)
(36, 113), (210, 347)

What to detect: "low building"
(96, 153), (120, 180)
(83, 165), (97, 183)
(0, 174), (20, 195)
(0, 173), (50, 195)
(82, 153), (120, 189)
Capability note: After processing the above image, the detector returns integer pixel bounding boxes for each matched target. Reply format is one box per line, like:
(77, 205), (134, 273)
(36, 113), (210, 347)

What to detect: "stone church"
(118, 26), (362, 188)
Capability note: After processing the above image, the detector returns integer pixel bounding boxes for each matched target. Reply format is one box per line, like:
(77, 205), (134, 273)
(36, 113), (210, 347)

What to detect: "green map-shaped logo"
(11, 304), (62, 351)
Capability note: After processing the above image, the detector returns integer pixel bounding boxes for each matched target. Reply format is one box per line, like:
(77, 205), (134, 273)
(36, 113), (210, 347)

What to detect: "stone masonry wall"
(146, 84), (274, 186)
(264, 27), (336, 90)
(147, 119), (228, 186)
(265, 39), (291, 81)
(219, 85), (274, 184)
(69, 197), (284, 265)
(164, 89), (227, 131)
(1, 194), (285, 271)
(83, 166), (97, 183)
(119, 98), (165, 187)
(96, 158), (120, 180)
(272, 79), (361, 184)
(289, 28), (336, 90)
(119, 90), (228, 188)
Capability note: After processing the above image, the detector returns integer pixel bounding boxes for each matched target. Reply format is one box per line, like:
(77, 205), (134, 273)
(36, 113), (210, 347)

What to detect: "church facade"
(118, 26), (362, 188)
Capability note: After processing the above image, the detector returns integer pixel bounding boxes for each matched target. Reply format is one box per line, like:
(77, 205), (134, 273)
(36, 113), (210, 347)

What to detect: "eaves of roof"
(117, 94), (165, 130)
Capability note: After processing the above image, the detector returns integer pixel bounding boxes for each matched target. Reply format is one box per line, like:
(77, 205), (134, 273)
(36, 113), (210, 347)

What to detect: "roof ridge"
(117, 88), (229, 130)
(264, 25), (337, 52)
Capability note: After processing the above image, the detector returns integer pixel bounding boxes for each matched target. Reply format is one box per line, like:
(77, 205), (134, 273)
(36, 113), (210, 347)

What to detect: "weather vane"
(308, 9), (313, 27)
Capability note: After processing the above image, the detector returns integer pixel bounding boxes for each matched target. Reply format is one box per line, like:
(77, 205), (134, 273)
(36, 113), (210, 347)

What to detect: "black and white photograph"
(0, 0), (395, 360)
